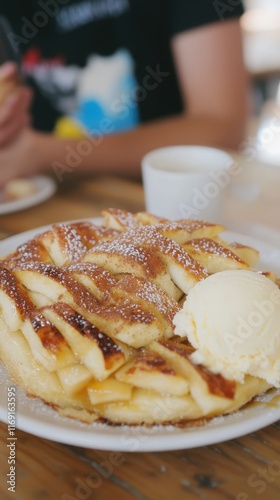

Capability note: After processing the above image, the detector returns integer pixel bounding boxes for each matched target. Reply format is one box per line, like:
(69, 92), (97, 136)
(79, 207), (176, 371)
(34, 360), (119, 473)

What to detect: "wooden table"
(0, 162), (280, 500)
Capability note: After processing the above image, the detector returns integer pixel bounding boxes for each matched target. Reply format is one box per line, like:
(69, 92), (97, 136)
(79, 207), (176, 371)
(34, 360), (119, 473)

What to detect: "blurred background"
(242, 0), (280, 165)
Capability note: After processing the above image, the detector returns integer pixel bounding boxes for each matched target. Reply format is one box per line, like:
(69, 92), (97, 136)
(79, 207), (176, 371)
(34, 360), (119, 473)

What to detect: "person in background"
(0, 0), (247, 185)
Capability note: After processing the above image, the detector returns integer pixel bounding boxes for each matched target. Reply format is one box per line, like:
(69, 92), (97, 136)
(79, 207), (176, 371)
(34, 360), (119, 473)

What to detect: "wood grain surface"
(0, 163), (280, 500)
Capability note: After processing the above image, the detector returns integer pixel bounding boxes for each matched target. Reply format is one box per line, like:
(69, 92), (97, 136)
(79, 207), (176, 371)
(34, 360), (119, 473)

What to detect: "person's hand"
(0, 62), (32, 147)
(0, 128), (45, 186)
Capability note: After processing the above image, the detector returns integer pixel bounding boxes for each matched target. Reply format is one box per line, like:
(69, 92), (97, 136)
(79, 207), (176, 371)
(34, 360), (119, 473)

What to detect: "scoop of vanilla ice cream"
(173, 269), (280, 386)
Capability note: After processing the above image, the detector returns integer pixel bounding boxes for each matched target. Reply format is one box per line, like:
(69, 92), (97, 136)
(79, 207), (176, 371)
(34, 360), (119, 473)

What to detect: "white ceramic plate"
(0, 176), (57, 214)
(0, 222), (280, 451)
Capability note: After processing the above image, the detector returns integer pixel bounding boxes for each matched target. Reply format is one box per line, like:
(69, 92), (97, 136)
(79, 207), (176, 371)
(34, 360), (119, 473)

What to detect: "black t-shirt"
(1, 0), (244, 134)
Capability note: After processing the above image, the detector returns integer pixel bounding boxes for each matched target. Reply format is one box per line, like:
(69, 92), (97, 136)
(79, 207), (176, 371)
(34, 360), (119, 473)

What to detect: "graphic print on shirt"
(55, 0), (130, 32)
(22, 48), (139, 137)
(71, 50), (139, 136)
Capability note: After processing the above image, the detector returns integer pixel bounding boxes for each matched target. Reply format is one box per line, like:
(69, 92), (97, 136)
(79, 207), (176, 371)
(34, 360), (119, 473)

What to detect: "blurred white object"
(241, 7), (280, 74)
(141, 145), (233, 222)
(254, 83), (280, 166)
(245, 0), (280, 11)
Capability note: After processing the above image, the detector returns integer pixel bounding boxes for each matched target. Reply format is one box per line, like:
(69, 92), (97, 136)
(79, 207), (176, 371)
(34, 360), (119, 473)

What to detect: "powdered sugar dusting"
(54, 224), (87, 262)
(103, 208), (138, 230)
(117, 226), (207, 278)
(116, 275), (179, 324)
(187, 238), (244, 262)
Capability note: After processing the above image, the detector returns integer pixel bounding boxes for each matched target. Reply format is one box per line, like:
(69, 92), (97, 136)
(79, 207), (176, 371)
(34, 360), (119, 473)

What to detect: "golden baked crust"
(0, 210), (276, 425)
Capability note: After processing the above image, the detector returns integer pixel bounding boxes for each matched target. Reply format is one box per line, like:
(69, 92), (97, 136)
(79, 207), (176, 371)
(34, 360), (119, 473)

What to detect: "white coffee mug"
(141, 145), (234, 222)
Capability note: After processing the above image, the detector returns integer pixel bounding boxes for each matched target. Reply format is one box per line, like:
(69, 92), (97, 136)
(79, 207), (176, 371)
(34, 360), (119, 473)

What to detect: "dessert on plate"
(0, 208), (279, 426)
(0, 179), (36, 203)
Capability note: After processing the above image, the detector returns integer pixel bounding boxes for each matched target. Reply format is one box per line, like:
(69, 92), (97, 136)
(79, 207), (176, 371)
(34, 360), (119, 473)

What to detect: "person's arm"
(0, 19), (248, 183)
(171, 17), (248, 149)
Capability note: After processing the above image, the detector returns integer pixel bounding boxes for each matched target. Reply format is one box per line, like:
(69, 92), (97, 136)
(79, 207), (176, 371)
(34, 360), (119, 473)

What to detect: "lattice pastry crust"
(0, 209), (276, 425)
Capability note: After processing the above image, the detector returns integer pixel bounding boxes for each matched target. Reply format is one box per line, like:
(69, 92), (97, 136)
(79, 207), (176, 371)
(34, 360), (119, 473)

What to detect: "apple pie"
(0, 209), (277, 425)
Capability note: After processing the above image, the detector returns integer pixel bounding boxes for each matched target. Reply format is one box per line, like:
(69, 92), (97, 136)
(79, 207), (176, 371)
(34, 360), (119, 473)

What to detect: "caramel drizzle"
(159, 340), (236, 399)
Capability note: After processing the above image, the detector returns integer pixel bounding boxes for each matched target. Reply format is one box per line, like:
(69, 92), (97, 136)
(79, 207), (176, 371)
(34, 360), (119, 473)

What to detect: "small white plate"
(0, 176), (56, 214)
(0, 222), (280, 451)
